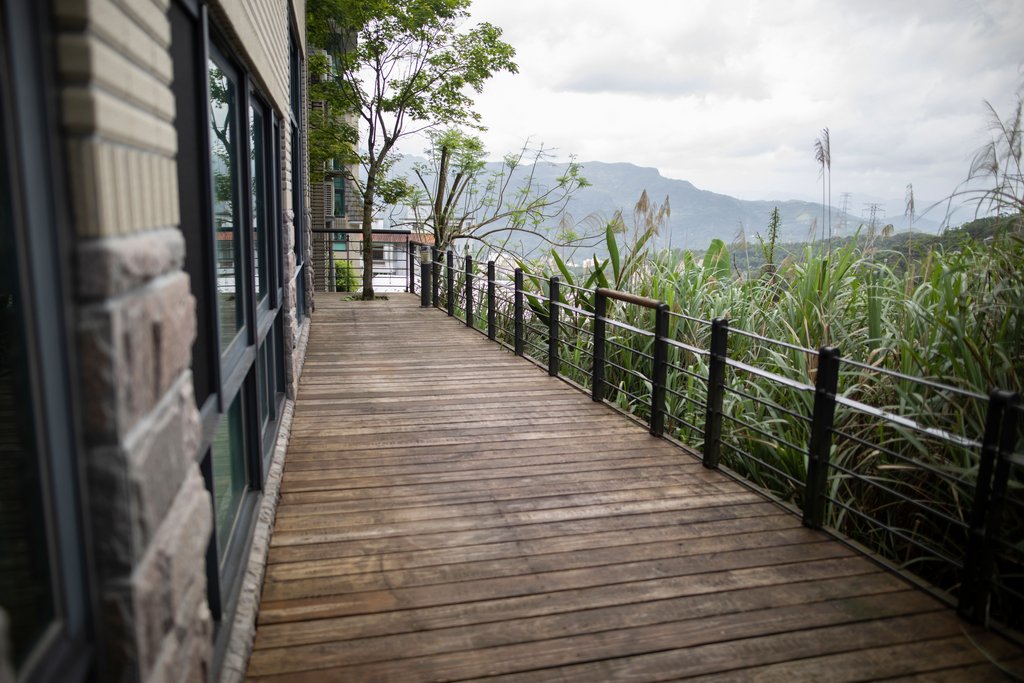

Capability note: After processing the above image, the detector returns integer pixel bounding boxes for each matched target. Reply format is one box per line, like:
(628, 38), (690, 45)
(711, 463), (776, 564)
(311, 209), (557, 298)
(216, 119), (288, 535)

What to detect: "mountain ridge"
(390, 156), (940, 251)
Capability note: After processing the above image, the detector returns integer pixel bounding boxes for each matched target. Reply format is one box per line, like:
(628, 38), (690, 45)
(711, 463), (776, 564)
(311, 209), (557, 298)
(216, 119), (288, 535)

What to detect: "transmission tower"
(863, 203), (885, 237)
(838, 192), (852, 236)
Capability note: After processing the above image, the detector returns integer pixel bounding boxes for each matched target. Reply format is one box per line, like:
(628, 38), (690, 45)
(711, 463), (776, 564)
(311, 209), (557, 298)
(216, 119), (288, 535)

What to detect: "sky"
(401, 0), (1023, 218)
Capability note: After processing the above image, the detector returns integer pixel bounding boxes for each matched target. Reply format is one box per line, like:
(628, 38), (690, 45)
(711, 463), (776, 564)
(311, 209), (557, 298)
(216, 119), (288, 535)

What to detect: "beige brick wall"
(52, 0), (208, 678)
(48, 0), (309, 677)
(209, 0), (290, 118)
(54, 0), (179, 239)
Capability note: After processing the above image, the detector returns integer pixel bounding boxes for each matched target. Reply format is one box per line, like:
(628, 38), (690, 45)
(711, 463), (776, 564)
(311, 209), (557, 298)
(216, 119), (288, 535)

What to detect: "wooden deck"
(247, 295), (1022, 681)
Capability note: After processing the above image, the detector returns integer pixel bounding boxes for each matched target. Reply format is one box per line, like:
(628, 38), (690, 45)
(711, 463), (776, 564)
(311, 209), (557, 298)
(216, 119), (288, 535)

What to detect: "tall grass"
(429, 197), (1024, 624)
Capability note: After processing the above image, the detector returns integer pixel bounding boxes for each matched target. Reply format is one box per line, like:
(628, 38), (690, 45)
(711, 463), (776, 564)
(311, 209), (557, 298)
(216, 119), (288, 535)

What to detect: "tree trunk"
(361, 180), (375, 300)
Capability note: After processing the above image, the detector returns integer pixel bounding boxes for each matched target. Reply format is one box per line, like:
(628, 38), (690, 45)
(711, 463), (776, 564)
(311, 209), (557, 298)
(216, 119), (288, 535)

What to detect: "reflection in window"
(209, 61), (244, 351)
(257, 340), (270, 430)
(0, 143), (55, 666)
(211, 394), (246, 563)
(333, 175), (345, 217)
(250, 106), (267, 301)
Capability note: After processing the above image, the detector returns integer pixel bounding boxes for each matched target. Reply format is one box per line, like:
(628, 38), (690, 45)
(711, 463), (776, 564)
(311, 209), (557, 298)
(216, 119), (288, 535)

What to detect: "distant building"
(0, 1), (312, 680)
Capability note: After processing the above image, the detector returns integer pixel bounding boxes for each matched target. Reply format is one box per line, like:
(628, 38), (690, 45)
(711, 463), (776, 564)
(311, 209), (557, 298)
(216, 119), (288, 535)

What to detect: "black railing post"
(548, 276), (560, 376)
(592, 290), (607, 402)
(650, 303), (669, 436)
(701, 318), (729, 468)
(465, 254), (473, 328)
(431, 247), (440, 308)
(406, 239), (412, 293)
(446, 250), (454, 317)
(487, 261), (496, 341)
(802, 346), (841, 529)
(420, 260), (430, 307)
(514, 268), (524, 356)
(959, 389), (1018, 623)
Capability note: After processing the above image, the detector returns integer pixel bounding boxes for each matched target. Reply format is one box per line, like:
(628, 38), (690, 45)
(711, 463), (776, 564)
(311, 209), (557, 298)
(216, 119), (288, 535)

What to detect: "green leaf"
(551, 250), (574, 290)
(702, 239), (731, 281)
(607, 222), (621, 286)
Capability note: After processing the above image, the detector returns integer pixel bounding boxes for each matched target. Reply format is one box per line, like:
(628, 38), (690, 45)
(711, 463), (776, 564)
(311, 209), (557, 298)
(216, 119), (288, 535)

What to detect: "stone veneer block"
(86, 372), (201, 576)
(77, 228), (185, 299)
(100, 468), (212, 680)
(78, 271), (196, 441)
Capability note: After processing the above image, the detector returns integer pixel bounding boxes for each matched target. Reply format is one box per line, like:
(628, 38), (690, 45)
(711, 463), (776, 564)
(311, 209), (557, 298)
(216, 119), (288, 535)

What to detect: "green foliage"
(307, 53), (359, 182)
(756, 206), (781, 273)
(482, 189), (1024, 614)
(334, 258), (358, 292)
(307, 0), (517, 297)
(411, 130), (592, 253)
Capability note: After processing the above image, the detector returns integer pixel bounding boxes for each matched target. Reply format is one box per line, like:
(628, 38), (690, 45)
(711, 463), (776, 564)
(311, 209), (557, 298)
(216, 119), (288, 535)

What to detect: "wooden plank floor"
(247, 294), (1022, 681)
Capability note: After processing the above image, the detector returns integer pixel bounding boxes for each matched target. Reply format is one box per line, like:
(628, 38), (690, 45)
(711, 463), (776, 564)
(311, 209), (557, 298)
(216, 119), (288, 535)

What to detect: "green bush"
(334, 258), (358, 292)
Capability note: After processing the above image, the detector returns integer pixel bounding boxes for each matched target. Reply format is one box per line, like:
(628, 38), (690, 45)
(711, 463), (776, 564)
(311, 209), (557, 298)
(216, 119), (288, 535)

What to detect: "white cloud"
(399, 0), (1024, 206)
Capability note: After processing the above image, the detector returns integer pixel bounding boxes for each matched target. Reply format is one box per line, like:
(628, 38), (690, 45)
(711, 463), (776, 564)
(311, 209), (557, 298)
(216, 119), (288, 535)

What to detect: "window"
(289, 31), (305, 322)
(208, 54), (245, 354)
(1, 1), (91, 678)
(333, 175), (345, 217)
(212, 394), (247, 564)
(250, 101), (269, 303)
(1, 113), (57, 672)
(171, 2), (289, 653)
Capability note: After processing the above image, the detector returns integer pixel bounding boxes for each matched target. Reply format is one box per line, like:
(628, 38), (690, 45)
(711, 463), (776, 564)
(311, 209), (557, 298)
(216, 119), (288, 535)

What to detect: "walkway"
(246, 295), (1021, 681)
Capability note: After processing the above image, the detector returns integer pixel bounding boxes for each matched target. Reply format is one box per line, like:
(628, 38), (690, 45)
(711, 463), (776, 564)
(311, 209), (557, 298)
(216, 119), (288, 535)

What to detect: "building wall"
(53, 0), (212, 679)
(0, 0), (308, 680)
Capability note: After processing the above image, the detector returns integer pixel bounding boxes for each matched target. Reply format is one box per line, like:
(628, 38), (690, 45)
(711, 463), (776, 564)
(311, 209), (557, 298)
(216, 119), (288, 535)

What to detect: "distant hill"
(707, 215), (1018, 280)
(390, 157), (942, 253)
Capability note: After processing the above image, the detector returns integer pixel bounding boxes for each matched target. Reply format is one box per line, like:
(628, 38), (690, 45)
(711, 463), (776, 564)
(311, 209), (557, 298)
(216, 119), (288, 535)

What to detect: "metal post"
(548, 276), (560, 376)
(446, 250), (454, 317)
(650, 303), (669, 436)
(465, 254), (473, 328)
(514, 268), (524, 356)
(959, 389), (1018, 623)
(487, 261), (496, 341)
(592, 290), (607, 402)
(420, 261), (430, 307)
(431, 247), (439, 308)
(802, 346), (841, 529)
(701, 318), (729, 468)
(407, 240), (413, 293)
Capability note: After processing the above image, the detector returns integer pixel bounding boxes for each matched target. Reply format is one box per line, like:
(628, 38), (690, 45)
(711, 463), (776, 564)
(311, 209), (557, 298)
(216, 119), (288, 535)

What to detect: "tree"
(307, 0), (517, 299)
(408, 128), (592, 253)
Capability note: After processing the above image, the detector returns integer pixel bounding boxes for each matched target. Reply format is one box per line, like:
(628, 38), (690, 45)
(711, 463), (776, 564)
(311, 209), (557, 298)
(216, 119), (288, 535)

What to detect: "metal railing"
(410, 249), (1023, 635)
(312, 228), (433, 293)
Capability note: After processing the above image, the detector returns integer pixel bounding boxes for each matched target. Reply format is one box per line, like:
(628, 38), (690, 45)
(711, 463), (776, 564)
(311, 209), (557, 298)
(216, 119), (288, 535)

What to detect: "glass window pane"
(333, 176), (344, 217)
(208, 60), (244, 351)
(211, 394), (246, 563)
(291, 125), (302, 263)
(257, 340), (269, 430)
(250, 105), (267, 301)
(0, 150), (55, 667)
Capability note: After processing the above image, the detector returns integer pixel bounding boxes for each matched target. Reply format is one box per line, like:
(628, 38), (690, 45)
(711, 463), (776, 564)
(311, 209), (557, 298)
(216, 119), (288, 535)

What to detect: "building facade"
(0, 0), (311, 680)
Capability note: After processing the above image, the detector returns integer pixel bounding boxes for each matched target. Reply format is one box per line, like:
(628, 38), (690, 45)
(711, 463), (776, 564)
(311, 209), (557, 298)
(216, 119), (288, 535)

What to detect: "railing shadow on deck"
(407, 245), (1023, 641)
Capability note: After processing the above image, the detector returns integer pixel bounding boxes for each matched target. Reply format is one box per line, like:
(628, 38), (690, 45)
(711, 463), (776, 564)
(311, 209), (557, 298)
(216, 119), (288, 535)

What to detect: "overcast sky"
(403, 0), (1023, 215)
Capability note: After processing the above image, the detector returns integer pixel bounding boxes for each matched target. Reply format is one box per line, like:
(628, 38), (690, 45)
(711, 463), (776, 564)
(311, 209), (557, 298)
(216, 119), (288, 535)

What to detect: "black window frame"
(170, 1), (290, 666)
(289, 27), (306, 322)
(0, 1), (93, 680)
